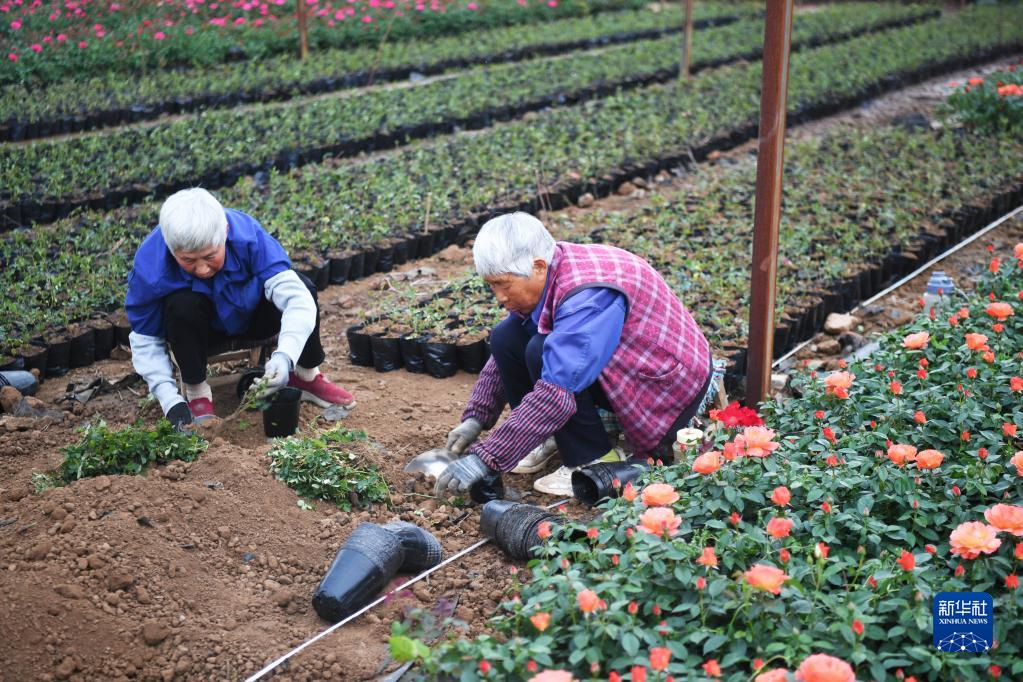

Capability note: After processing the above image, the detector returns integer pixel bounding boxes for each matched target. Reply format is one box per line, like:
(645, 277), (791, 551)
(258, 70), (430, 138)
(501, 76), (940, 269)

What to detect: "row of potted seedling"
(0, 2), (936, 225)
(0, 2), (755, 138)
(2, 7), (1021, 356)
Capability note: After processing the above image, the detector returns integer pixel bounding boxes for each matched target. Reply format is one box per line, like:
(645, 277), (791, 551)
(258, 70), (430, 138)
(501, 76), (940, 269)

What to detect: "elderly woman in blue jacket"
(125, 188), (355, 428)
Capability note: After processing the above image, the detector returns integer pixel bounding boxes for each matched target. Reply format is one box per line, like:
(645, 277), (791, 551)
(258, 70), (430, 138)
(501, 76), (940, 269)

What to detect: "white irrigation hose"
(772, 203), (1023, 368)
(245, 497), (572, 682)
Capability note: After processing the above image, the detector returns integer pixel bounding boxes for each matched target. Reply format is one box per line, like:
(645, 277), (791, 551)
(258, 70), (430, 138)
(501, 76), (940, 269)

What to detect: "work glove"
(166, 401), (193, 432)
(434, 453), (496, 496)
(261, 352), (293, 395)
(446, 418), (483, 455)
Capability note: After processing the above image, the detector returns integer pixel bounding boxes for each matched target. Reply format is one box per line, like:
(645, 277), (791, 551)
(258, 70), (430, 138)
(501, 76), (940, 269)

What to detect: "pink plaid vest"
(537, 242), (711, 453)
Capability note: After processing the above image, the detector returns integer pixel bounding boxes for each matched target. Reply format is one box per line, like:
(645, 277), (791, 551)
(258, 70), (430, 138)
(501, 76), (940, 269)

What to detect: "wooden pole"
(680, 0), (694, 80)
(297, 0), (309, 61)
(746, 0), (794, 404)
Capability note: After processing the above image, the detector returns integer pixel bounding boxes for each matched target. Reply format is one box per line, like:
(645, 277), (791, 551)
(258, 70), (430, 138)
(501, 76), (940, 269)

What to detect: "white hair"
(473, 212), (555, 278)
(159, 188), (228, 253)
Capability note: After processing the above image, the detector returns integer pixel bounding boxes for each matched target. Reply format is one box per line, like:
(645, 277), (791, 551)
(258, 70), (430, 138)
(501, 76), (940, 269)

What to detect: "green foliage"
(944, 64), (1023, 133)
(31, 471), (61, 494)
(3, 6), (1021, 353)
(58, 419), (207, 482)
(0, 3), (931, 208)
(267, 426), (390, 510)
(424, 245), (1023, 680)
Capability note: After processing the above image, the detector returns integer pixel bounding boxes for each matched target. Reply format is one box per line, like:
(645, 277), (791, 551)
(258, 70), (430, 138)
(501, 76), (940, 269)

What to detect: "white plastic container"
(922, 271), (955, 317)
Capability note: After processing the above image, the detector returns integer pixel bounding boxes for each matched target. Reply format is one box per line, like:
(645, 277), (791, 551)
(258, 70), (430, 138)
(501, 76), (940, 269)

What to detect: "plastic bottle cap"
(925, 271), (955, 295)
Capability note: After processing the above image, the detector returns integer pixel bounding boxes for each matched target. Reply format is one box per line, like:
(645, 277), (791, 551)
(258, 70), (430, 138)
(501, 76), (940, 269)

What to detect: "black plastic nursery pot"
(44, 337), (71, 378)
(380, 521), (444, 573)
(68, 327), (96, 369)
(347, 251), (367, 281)
(0, 356), (24, 371)
(399, 336), (427, 374)
(328, 252), (353, 285)
(571, 460), (650, 506)
(469, 471), (505, 504)
(90, 319), (115, 361)
(456, 338), (490, 374)
(370, 335), (403, 372)
(18, 344), (48, 377)
(312, 523), (405, 623)
(480, 500), (563, 561)
(424, 341), (459, 379)
(346, 324), (375, 367)
(262, 387), (301, 438)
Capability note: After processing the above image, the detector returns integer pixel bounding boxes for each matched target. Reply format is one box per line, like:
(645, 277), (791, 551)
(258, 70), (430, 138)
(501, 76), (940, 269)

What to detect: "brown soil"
(2, 54), (1022, 682)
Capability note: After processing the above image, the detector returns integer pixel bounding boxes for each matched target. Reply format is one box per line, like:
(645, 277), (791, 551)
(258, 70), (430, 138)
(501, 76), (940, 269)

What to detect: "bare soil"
(2, 54), (1021, 682)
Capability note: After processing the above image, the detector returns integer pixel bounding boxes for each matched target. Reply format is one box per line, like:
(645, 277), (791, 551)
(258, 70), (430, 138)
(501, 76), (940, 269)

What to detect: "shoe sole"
(532, 481), (574, 496)
(510, 455), (556, 474)
(299, 391), (357, 410)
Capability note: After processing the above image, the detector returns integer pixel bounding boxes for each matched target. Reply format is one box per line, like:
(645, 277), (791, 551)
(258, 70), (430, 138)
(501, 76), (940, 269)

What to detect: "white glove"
(446, 418), (483, 455)
(262, 352), (293, 394)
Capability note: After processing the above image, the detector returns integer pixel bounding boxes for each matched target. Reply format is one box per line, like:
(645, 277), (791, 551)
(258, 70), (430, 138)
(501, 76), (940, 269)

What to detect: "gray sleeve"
(264, 270), (316, 368)
(128, 331), (185, 414)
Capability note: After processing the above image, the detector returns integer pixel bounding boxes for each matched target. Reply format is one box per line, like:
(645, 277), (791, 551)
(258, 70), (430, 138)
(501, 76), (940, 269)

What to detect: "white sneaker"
(511, 437), (559, 474)
(532, 465), (576, 496)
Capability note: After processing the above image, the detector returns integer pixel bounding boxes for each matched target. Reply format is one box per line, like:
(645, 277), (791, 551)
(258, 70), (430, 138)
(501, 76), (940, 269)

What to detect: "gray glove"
(261, 352), (293, 394)
(446, 418), (483, 455)
(434, 453), (496, 496)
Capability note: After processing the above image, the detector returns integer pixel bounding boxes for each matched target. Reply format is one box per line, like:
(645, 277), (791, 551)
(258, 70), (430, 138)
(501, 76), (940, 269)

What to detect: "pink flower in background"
(7, 52), (17, 62)
(154, 31), (166, 39)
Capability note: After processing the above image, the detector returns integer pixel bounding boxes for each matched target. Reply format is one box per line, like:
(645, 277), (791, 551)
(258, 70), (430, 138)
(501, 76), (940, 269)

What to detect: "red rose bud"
(925, 544), (937, 554)
(952, 486), (961, 496)
(479, 660), (491, 675)
(955, 564), (965, 577)
(852, 619), (864, 636)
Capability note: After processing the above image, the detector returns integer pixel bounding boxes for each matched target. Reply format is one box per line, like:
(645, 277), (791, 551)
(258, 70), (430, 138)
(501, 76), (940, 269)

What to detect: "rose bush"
(423, 244), (1023, 680)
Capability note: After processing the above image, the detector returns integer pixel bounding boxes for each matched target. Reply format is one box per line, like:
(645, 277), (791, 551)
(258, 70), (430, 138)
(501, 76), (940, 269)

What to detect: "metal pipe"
(746, 0), (795, 403)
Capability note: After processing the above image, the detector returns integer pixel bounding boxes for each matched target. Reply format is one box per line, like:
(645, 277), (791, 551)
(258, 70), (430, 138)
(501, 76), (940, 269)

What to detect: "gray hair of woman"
(472, 212), (556, 278)
(159, 187), (229, 253)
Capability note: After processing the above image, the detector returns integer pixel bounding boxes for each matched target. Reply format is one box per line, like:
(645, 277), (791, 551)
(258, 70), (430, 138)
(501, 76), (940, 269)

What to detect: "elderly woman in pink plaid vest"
(436, 212), (718, 497)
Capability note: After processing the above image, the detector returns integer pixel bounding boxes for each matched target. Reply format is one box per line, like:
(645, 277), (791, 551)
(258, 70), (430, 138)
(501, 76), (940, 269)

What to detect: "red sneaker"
(187, 397), (216, 422)
(288, 373), (356, 408)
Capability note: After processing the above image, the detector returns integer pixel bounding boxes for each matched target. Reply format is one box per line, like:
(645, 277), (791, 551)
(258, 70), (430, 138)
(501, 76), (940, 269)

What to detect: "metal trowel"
(404, 447), (459, 479)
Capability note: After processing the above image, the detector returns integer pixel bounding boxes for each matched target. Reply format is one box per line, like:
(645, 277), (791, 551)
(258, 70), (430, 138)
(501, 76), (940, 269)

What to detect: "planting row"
(345, 123), (1023, 382)
(346, 272), (505, 377)
(0, 3), (755, 140)
(0, 2), (934, 226)
(426, 244), (1023, 680)
(0, 0), (648, 87)
(2, 6), (1021, 355)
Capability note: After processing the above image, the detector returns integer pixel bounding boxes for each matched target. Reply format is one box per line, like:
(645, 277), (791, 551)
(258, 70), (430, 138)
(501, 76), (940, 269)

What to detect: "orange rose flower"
(736, 426), (780, 458)
(722, 441), (739, 461)
(692, 450), (722, 474)
(696, 546), (718, 567)
(794, 654), (855, 682)
(649, 647), (671, 672)
(743, 564), (789, 595)
(1010, 451), (1023, 476)
(949, 521), (1002, 559)
(771, 486), (792, 506)
(887, 443), (918, 466)
(577, 589), (602, 614)
(986, 302), (1014, 321)
(530, 612), (551, 632)
(984, 504), (1023, 536)
(702, 660), (722, 678)
(641, 483), (679, 507)
(913, 411), (927, 425)
(766, 517), (794, 538)
(1015, 242), (1023, 259)
(915, 449), (944, 470)
(902, 331), (930, 350)
(528, 671), (575, 682)
(622, 481), (638, 502)
(965, 333), (990, 351)
(1011, 377), (1023, 392)
(756, 670), (791, 682)
(823, 371), (855, 399)
(638, 507), (681, 537)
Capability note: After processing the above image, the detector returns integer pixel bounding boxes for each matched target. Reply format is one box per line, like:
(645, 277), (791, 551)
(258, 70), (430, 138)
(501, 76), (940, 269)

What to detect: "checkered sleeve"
(469, 379), (577, 472)
(460, 356), (507, 429)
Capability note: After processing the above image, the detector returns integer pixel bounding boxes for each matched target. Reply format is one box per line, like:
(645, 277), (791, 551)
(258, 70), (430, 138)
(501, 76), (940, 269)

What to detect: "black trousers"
(490, 316), (613, 468)
(164, 271), (325, 385)
(489, 315), (715, 466)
